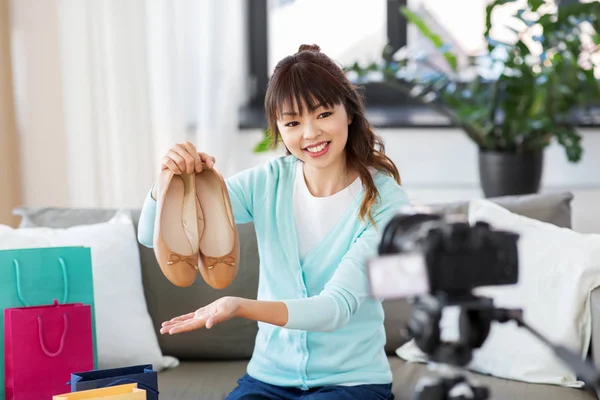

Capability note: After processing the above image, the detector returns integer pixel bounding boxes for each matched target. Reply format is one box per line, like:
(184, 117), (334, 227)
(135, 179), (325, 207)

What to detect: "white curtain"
(10, 0), (246, 208)
(194, 0), (248, 178)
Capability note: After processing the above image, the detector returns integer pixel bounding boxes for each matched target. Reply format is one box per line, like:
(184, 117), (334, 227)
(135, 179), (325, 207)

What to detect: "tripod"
(405, 294), (600, 400)
(413, 363), (489, 400)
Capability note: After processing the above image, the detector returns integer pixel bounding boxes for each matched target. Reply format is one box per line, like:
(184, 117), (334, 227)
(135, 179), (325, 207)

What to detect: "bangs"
(266, 62), (346, 120)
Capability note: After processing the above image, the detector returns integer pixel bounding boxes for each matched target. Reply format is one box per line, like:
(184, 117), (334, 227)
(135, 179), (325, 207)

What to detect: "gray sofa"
(13, 191), (600, 400)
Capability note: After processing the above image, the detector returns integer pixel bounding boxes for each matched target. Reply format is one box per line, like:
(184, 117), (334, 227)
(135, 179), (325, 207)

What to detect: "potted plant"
(345, 0), (600, 197)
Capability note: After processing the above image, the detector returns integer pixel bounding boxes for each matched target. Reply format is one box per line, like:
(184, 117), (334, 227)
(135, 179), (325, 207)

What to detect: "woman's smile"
(303, 141), (331, 158)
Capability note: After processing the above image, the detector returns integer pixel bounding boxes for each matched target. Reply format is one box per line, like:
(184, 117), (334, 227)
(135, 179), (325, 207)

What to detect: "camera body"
(371, 212), (519, 300)
(367, 211), (520, 370)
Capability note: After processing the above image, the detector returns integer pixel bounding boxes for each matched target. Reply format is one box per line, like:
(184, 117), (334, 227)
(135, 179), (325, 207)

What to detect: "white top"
(293, 161), (364, 262)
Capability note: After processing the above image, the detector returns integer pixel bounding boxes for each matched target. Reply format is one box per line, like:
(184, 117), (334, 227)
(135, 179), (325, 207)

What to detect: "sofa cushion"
(426, 191), (573, 228)
(154, 359), (596, 400)
(13, 191), (574, 360)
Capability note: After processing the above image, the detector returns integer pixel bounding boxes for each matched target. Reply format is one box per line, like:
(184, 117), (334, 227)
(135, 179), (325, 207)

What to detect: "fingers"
(206, 315), (219, 329)
(181, 141), (203, 173)
(161, 157), (182, 174)
(160, 319), (189, 330)
(166, 150), (187, 174)
(159, 322), (179, 334)
(198, 152), (216, 169)
(163, 316), (206, 335)
(159, 310), (206, 335)
(203, 304), (225, 329)
(166, 312), (196, 324)
(161, 141), (207, 175)
(158, 299), (228, 334)
(172, 143), (196, 174)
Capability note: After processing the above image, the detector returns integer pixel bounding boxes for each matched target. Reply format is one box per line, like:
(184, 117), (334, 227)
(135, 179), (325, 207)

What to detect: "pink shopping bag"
(4, 299), (94, 400)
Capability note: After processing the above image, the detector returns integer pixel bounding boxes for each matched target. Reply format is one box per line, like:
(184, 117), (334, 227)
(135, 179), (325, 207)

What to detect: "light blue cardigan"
(137, 155), (410, 389)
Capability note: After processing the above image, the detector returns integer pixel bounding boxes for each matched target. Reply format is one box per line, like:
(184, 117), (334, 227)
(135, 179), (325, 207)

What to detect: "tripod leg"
(412, 376), (446, 400)
(447, 380), (490, 400)
(471, 386), (490, 400)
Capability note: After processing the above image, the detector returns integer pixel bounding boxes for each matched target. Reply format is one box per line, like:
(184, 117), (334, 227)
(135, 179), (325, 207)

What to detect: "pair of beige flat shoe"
(153, 165), (239, 289)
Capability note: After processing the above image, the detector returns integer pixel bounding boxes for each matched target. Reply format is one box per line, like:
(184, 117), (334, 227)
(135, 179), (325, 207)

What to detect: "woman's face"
(276, 101), (351, 170)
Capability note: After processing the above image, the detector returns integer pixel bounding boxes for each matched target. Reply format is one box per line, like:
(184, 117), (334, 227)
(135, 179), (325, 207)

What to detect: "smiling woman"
(265, 44), (401, 223)
(137, 43), (411, 400)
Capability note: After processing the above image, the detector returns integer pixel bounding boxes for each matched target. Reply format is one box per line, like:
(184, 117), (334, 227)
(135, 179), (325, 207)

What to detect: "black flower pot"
(478, 149), (544, 198)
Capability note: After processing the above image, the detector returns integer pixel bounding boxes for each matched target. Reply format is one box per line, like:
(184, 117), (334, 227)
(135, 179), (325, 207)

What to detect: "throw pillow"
(396, 198), (600, 387)
(0, 210), (179, 371)
(424, 191), (574, 228)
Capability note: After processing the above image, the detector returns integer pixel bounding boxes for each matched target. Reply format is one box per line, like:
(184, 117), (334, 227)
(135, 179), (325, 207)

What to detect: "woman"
(138, 44), (410, 400)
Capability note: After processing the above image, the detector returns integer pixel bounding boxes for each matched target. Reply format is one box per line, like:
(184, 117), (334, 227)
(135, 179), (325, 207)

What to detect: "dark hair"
(264, 44), (402, 225)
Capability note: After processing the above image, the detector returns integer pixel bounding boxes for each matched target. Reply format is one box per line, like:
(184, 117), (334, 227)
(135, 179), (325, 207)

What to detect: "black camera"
(368, 212), (521, 371)
(373, 212), (520, 299)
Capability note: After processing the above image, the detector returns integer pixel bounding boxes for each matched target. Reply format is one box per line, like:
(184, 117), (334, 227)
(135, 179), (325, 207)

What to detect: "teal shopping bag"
(0, 246), (98, 399)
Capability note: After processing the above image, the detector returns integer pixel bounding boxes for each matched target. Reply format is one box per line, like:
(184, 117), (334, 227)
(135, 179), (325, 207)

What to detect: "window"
(241, 0), (600, 129)
(252, 0), (514, 96)
(242, 0), (409, 128)
(267, 0), (388, 73)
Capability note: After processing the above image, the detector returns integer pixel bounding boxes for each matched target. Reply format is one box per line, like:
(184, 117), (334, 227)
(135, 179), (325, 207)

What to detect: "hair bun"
(298, 44), (321, 53)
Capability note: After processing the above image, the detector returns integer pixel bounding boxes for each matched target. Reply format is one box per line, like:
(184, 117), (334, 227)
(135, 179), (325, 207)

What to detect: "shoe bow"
(206, 255), (236, 269)
(167, 253), (197, 268)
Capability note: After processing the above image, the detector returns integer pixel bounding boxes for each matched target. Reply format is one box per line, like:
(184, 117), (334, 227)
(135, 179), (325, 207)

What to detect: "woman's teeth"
(306, 142), (328, 153)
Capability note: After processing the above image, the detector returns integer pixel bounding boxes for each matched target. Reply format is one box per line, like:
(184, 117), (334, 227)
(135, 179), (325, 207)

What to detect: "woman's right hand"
(152, 141), (216, 200)
(160, 141), (216, 174)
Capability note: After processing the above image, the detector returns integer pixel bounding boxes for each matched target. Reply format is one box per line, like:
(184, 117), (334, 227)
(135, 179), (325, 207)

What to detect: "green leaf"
(528, 0), (544, 11)
(538, 14), (556, 27)
(253, 129), (273, 153)
(253, 139), (271, 153)
(555, 126), (583, 162)
(515, 40), (531, 56)
(529, 90), (545, 117)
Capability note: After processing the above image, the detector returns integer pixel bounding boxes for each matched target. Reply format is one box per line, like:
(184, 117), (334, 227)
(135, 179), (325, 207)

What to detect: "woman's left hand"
(160, 296), (243, 334)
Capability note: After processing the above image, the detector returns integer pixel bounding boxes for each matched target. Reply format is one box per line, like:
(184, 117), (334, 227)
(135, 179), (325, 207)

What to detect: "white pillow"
(0, 210), (179, 372)
(396, 198), (600, 387)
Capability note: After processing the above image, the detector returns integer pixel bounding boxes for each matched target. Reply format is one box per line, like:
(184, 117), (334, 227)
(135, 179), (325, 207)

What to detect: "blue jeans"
(226, 374), (394, 400)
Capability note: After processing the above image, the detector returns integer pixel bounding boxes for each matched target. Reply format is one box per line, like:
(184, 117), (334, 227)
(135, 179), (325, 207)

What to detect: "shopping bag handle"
(37, 313), (69, 357)
(13, 257), (69, 306)
(104, 379), (159, 394)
